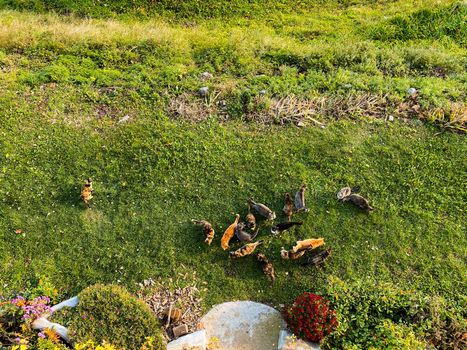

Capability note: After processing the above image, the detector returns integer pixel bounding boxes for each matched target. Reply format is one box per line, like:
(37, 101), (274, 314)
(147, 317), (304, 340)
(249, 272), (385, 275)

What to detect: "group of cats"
(191, 184), (373, 283)
(80, 178), (371, 283)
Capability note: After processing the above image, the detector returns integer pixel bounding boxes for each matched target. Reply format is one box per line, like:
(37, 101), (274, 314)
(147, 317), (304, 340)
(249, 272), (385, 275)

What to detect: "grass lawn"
(0, 0), (466, 348)
(1, 117), (466, 300)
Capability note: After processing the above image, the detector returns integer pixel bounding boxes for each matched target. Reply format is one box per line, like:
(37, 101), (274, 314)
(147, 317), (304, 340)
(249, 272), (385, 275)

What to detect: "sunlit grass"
(0, 1), (465, 347)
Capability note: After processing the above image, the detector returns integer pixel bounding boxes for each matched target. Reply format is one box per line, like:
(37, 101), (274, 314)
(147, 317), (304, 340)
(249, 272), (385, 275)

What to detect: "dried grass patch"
(136, 269), (207, 341)
(166, 92), (466, 132)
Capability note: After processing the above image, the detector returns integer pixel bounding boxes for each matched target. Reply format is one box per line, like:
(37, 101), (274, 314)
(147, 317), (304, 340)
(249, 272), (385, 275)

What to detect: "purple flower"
(38, 331), (46, 338)
(10, 294), (52, 321)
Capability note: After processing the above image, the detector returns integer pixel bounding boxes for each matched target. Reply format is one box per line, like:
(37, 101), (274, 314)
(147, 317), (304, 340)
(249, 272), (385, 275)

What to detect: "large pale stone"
(167, 330), (207, 350)
(277, 330), (320, 350)
(200, 301), (286, 350)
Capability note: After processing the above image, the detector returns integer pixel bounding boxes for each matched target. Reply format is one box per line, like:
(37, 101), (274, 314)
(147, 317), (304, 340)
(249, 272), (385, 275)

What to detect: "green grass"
(1, 117), (465, 298)
(0, 0), (423, 19)
(0, 1), (465, 128)
(0, 0), (466, 348)
(1, 118), (466, 345)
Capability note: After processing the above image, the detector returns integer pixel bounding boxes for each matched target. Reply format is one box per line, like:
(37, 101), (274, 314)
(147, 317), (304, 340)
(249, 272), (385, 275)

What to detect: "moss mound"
(68, 284), (165, 349)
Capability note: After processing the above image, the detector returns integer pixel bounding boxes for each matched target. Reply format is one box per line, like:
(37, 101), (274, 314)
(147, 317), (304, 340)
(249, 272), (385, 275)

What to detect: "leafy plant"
(320, 276), (467, 349)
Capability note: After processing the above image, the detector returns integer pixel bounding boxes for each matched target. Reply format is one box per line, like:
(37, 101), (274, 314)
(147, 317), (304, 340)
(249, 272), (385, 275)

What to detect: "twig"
(166, 303), (172, 328)
(304, 116), (325, 126)
(181, 307), (191, 320)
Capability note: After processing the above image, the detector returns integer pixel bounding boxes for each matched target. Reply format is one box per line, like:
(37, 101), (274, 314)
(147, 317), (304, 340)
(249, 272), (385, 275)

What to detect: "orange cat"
(292, 238), (325, 252)
(221, 214), (240, 250)
(80, 178), (93, 207)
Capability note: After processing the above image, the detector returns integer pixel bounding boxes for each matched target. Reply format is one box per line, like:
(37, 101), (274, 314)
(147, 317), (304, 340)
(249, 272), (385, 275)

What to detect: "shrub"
(67, 284), (165, 350)
(319, 277), (467, 349)
(371, 319), (429, 350)
(282, 292), (338, 343)
(322, 277), (424, 348)
(37, 338), (69, 350)
(403, 47), (463, 75)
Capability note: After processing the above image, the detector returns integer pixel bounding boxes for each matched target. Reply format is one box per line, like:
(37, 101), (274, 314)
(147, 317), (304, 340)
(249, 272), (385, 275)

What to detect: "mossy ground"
(0, 0), (465, 348)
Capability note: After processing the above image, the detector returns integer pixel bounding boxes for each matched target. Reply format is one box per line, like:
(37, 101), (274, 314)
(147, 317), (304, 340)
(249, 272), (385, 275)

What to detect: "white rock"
(407, 87), (417, 96)
(50, 296), (79, 312)
(388, 115), (394, 122)
(200, 72), (213, 81)
(199, 87), (209, 97)
(277, 330), (320, 350)
(200, 301), (285, 350)
(167, 330), (207, 350)
(118, 115), (130, 123)
(32, 318), (70, 341)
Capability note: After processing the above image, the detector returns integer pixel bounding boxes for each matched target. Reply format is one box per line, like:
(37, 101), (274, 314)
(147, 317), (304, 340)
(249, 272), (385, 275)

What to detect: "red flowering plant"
(282, 292), (338, 343)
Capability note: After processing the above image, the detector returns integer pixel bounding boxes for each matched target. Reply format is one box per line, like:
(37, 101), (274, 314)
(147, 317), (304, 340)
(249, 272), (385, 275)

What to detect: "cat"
(221, 214), (240, 250)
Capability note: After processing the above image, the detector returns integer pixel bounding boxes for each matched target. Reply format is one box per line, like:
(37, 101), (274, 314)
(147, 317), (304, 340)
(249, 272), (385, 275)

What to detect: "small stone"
(199, 87), (209, 97)
(118, 115), (130, 123)
(173, 324), (189, 338)
(388, 115), (394, 122)
(259, 89), (266, 95)
(200, 72), (213, 81)
(296, 121), (305, 127)
(167, 330), (207, 350)
(407, 87), (417, 96)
